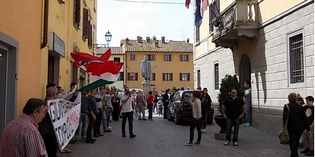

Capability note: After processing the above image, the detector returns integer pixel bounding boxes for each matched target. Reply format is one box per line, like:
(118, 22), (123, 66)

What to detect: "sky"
(97, 0), (195, 46)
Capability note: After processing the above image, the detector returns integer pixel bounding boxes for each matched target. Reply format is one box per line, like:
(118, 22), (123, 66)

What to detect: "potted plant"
(214, 75), (240, 140)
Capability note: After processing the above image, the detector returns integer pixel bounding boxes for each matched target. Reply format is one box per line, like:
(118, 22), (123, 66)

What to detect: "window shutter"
(88, 22), (92, 48)
(136, 73), (138, 81)
(188, 73), (190, 81)
(73, 0), (81, 28)
(83, 8), (89, 39)
(180, 73), (182, 81)
(170, 73), (173, 81)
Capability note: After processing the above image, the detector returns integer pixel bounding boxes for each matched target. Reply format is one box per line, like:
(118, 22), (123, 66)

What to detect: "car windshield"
(182, 91), (192, 102)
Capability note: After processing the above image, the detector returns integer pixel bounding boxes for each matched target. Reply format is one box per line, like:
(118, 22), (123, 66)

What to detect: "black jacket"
(162, 93), (169, 106)
(283, 103), (306, 133)
(304, 105), (314, 130)
(201, 94), (212, 116)
(223, 96), (244, 119)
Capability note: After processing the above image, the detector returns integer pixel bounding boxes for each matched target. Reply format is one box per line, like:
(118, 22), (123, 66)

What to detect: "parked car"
(166, 90), (194, 125)
(168, 90), (214, 125)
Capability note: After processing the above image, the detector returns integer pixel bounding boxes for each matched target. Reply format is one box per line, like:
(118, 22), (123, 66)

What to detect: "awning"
(79, 79), (114, 92)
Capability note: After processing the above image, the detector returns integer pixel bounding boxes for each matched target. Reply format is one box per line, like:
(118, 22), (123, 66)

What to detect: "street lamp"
(104, 30), (112, 47)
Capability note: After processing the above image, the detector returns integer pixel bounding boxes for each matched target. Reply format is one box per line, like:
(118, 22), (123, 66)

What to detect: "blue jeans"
(103, 108), (112, 130)
(225, 118), (240, 142)
(77, 113), (88, 139)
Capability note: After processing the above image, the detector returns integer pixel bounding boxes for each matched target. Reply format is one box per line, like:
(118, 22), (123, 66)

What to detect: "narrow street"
(61, 115), (295, 157)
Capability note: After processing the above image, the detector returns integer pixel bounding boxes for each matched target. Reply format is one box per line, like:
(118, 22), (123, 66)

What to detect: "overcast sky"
(97, 0), (195, 46)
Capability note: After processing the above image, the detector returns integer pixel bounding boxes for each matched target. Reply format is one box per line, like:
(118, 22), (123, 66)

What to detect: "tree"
(218, 75), (241, 114)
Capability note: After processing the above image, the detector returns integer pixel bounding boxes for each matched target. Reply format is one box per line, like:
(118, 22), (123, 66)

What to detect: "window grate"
(289, 33), (304, 83)
(214, 63), (219, 89)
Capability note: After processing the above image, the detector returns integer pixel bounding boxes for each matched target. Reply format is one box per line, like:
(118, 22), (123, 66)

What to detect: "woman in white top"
(185, 91), (202, 146)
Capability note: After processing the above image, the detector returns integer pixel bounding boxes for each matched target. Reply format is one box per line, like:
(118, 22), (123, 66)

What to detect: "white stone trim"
(286, 29), (306, 88)
(193, 47), (224, 61)
(260, 0), (314, 29)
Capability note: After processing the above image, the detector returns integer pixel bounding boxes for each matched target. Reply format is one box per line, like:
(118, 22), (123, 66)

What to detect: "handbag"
(279, 104), (290, 144)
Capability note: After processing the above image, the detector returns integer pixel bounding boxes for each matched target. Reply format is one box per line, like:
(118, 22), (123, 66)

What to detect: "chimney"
(186, 38), (190, 43)
(126, 38), (129, 44)
(137, 36), (142, 43)
(155, 40), (159, 48)
(161, 36), (166, 44)
(146, 37), (150, 43)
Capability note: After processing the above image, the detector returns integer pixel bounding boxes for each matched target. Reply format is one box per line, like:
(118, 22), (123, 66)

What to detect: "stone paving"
(60, 115), (309, 157)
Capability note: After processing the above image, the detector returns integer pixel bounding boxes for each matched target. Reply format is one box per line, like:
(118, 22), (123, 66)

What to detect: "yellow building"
(95, 47), (125, 90)
(121, 37), (194, 92)
(0, 0), (97, 132)
(194, 0), (314, 135)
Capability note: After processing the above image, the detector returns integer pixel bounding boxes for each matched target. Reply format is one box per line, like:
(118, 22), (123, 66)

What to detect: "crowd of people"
(0, 82), (313, 157)
(283, 93), (314, 157)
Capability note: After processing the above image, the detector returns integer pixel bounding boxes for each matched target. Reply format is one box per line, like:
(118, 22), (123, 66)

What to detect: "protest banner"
(47, 92), (81, 150)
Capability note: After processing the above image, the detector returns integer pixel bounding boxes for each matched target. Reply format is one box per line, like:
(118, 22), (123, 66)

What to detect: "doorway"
(0, 46), (8, 133)
(0, 41), (16, 134)
(48, 52), (60, 85)
(239, 55), (251, 88)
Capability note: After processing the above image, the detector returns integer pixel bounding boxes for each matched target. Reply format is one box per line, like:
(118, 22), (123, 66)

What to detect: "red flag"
(185, 0), (191, 8)
(100, 48), (111, 61)
(85, 61), (123, 76)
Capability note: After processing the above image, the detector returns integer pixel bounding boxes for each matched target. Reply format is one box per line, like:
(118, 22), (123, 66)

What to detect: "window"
(214, 63), (219, 89)
(163, 73), (173, 81)
(73, 0), (81, 29)
(146, 54), (155, 61)
(128, 72), (138, 81)
(180, 73), (190, 81)
(151, 73), (156, 81)
(118, 72), (124, 81)
(197, 70), (201, 88)
(289, 33), (304, 84)
(114, 57), (120, 62)
(180, 54), (189, 62)
(130, 53), (135, 61)
(87, 23), (93, 49)
(82, 8), (89, 40)
(164, 54), (172, 62)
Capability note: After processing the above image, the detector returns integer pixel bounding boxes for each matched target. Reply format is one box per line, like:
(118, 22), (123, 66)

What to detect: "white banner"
(47, 92), (81, 150)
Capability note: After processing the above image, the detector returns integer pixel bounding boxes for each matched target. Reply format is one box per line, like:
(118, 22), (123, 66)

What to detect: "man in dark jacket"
(201, 88), (212, 132)
(223, 89), (244, 146)
(86, 90), (97, 143)
(283, 93), (306, 157)
(162, 89), (170, 119)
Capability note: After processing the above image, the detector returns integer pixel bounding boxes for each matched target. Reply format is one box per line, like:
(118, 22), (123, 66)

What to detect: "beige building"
(121, 37), (194, 92)
(194, 0), (314, 135)
(0, 0), (97, 133)
(95, 47), (125, 90)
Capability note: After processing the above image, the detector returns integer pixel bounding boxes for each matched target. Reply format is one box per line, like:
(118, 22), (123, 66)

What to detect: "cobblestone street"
(59, 115), (307, 157)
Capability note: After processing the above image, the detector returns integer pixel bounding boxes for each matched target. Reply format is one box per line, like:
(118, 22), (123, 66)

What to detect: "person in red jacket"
(147, 91), (155, 120)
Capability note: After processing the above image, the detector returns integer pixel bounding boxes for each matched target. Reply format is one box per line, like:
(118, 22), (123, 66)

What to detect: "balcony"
(212, 0), (259, 48)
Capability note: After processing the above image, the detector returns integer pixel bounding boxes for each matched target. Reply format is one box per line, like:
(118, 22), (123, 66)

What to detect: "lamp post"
(104, 30), (112, 48)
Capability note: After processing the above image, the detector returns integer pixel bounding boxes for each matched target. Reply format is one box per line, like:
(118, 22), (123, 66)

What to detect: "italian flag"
(89, 72), (120, 84)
